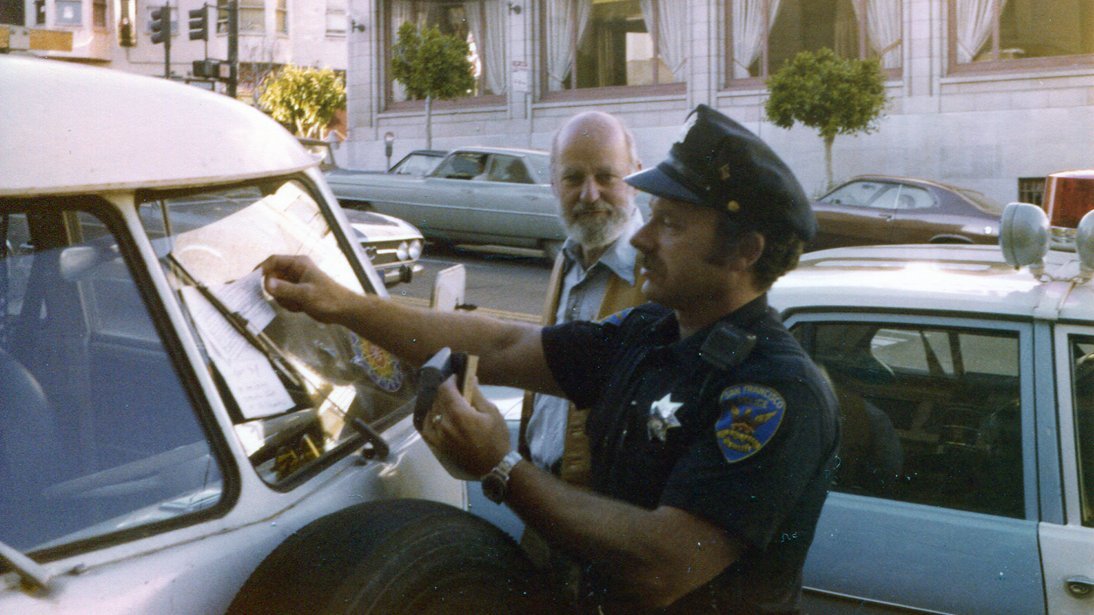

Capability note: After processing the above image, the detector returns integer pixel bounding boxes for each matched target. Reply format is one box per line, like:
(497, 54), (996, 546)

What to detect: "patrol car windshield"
(138, 179), (417, 485)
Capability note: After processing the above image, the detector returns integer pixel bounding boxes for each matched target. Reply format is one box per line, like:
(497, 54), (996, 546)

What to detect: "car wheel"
(226, 499), (550, 615)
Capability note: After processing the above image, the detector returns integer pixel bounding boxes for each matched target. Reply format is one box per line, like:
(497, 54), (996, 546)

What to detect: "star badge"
(647, 393), (683, 442)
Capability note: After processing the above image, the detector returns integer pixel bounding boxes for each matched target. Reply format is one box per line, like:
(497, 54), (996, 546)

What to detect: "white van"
(0, 56), (533, 613)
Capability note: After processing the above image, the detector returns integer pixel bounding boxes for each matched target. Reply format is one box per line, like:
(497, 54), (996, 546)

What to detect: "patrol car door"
(1040, 327), (1094, 614)
(786, 313), (1044, 615)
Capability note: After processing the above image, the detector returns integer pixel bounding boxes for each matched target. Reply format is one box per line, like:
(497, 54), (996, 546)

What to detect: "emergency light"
(1000, 170), (1094, 280)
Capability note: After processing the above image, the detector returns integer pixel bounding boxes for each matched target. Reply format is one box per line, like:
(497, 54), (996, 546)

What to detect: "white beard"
(562, 200), (634, 250)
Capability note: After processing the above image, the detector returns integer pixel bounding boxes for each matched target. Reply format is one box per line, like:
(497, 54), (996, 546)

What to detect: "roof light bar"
(1044, 170), (1094, 251)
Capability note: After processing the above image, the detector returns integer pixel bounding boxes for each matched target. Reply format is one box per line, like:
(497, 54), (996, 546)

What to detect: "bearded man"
(519, 112), (646, 482)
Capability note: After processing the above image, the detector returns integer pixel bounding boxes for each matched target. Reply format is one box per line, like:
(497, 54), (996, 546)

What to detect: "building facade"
(1, 0), (348, 100)
(345, 0), (1093, 204)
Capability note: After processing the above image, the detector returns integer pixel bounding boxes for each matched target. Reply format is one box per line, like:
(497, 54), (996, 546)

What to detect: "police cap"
(625, 104), (816, 241)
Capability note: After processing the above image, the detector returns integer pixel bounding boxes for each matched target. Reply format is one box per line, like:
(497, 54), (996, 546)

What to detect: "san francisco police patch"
(600, 307), (634, 326)
(715, 384), (785, 463)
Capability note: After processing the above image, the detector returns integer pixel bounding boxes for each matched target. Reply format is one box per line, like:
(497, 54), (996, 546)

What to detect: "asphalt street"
(387, 243), (554, 322)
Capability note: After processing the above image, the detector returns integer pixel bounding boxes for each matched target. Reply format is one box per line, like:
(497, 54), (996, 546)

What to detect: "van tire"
(227, 498), (548, 615)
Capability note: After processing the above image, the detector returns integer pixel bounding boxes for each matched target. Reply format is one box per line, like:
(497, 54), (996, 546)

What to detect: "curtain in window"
(731, 0), (781, 78)
(955, 0), (1003, 63)
(851, 0), (902, 69)
(463, 0), (507, 95)
(546, 0), (591, 91)
(390, 0), (419, 102)
(639, 0), (687, 81)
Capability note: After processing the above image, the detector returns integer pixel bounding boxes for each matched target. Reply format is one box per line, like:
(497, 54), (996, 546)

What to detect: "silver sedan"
(326, 147), (568, 257)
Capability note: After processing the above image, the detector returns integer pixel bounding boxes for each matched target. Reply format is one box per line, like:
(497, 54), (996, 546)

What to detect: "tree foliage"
(765, 48), (888, 187)
(391, 22), (475, 148)
(259, 65), (346, 139)
(391, 22), (475, 101)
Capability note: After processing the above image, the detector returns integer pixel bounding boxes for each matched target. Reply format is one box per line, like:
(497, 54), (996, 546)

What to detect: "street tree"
(765, 48), (887, 189)
(391, 22), (475, 149)
(259, 65), (346, 139)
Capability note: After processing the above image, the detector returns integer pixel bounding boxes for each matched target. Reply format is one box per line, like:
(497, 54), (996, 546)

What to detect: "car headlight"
(396, 241), (410, 261)
(408, 239), (423, 260)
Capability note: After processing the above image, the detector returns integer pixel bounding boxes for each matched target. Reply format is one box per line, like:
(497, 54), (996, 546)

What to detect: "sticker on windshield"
(352, 335), (404, 392)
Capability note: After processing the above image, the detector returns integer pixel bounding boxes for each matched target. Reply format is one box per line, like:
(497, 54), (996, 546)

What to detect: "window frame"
(537, 0), (686, 102)
(785, 309), (1039, 519)
(946, 0), (1094, 75)
(0, 195), (238, 562)
(381, 0), (506, 112)
(723, 0), (904, 89)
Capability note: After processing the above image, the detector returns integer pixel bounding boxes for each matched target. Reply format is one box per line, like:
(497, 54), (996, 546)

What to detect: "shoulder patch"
(715, 384), (785, 463)
(599, 306), (635, 326)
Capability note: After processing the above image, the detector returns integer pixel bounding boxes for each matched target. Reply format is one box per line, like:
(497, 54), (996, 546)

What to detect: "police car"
(769, 174), (1094, 614)
(0, 56), (532, 613)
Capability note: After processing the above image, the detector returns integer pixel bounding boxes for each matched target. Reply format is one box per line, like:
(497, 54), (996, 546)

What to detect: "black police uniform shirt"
(541, 297), (840, 612)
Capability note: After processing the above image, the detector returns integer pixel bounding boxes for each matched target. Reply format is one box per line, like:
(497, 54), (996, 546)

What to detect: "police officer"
(261, 104), (839, 613)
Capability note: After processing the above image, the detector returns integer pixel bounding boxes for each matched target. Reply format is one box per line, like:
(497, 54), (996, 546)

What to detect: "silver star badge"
(647, 393), (683, 442)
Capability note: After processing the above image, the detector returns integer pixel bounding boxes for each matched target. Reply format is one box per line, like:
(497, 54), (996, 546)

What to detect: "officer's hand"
(260, 254), (356, 324)
(422, 375), (511, 477)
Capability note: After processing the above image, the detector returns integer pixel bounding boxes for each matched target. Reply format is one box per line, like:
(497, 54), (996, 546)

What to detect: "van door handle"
(1065, 575), (1094, 598)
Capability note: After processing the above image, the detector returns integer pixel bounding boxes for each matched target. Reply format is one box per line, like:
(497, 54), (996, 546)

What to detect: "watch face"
(482, 473), (506, 504)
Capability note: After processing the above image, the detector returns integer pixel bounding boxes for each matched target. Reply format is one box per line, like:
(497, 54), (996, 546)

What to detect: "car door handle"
(1065, 575), (1094, 598)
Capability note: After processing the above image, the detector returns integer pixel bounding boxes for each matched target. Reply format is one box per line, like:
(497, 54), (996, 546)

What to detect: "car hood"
(343, 209), (423, 242)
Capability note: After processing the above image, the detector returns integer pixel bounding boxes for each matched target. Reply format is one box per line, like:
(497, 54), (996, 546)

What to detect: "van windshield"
(139, 179), (417, 485)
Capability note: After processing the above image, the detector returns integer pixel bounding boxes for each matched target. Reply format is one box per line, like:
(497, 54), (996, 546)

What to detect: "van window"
(0, 202), (224, 554)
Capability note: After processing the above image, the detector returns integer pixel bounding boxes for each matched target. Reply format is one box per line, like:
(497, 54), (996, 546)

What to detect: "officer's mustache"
(636, 251), (660, 273)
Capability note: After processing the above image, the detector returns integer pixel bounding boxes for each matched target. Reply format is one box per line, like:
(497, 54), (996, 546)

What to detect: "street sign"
(511, 60), (529, 93)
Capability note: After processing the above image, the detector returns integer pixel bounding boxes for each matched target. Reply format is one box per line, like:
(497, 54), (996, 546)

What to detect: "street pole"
(163, 3), (171, 79)
(227, 0), (238, 98)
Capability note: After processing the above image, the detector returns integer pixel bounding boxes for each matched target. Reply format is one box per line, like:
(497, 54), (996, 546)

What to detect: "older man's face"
(552, 124), (637, 250)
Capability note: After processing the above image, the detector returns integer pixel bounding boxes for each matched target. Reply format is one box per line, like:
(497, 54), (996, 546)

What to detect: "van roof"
(0, 56), (314, 198)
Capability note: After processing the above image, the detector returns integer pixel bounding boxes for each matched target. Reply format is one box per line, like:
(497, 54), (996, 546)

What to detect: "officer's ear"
(727, 231), (764, 272)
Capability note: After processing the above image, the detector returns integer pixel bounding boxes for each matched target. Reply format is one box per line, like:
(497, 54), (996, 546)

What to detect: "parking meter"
(384, 132), (395, 171)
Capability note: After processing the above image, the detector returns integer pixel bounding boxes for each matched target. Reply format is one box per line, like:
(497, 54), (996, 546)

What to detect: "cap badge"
(719, 164), (731, 180)
(726, 200), (741, 213)
(647, 393), (683, 443)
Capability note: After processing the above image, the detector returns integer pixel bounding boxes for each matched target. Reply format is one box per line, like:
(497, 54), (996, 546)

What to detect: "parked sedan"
(325, 147), (568, 257)
(343, 209), (425, 287)
(809, 175), (1003, 251)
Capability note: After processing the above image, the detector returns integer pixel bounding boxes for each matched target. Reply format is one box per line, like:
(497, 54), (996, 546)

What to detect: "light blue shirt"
(527, 213), (643, 470)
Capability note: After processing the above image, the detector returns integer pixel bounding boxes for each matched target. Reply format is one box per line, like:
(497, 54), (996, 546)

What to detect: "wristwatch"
(481, 450), (523, 504)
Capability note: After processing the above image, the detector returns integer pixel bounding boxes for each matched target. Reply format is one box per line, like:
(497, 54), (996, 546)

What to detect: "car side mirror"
(59, 246), (107, 281)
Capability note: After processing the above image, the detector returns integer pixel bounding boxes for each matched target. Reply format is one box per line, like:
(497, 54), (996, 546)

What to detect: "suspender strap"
(518, 252), (566, 460)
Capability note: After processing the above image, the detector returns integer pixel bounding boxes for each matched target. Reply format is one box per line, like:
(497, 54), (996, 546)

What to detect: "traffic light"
(150, 6), (169, 45)
(116, 0), (136, 47)
(118, 15), (136, 47)
(188, 7), (208, 42)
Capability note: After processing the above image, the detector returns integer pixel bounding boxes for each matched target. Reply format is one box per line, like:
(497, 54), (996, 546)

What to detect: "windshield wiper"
(0, 539), (50, 591)
(166, 253), (304, 390)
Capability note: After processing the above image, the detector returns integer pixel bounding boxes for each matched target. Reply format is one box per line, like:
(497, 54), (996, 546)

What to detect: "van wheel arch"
(227, 498), (548, 614)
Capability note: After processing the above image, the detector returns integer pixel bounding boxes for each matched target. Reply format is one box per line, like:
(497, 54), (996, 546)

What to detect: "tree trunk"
(824, 134), (835, 190)
(425, 95), (433, 149)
